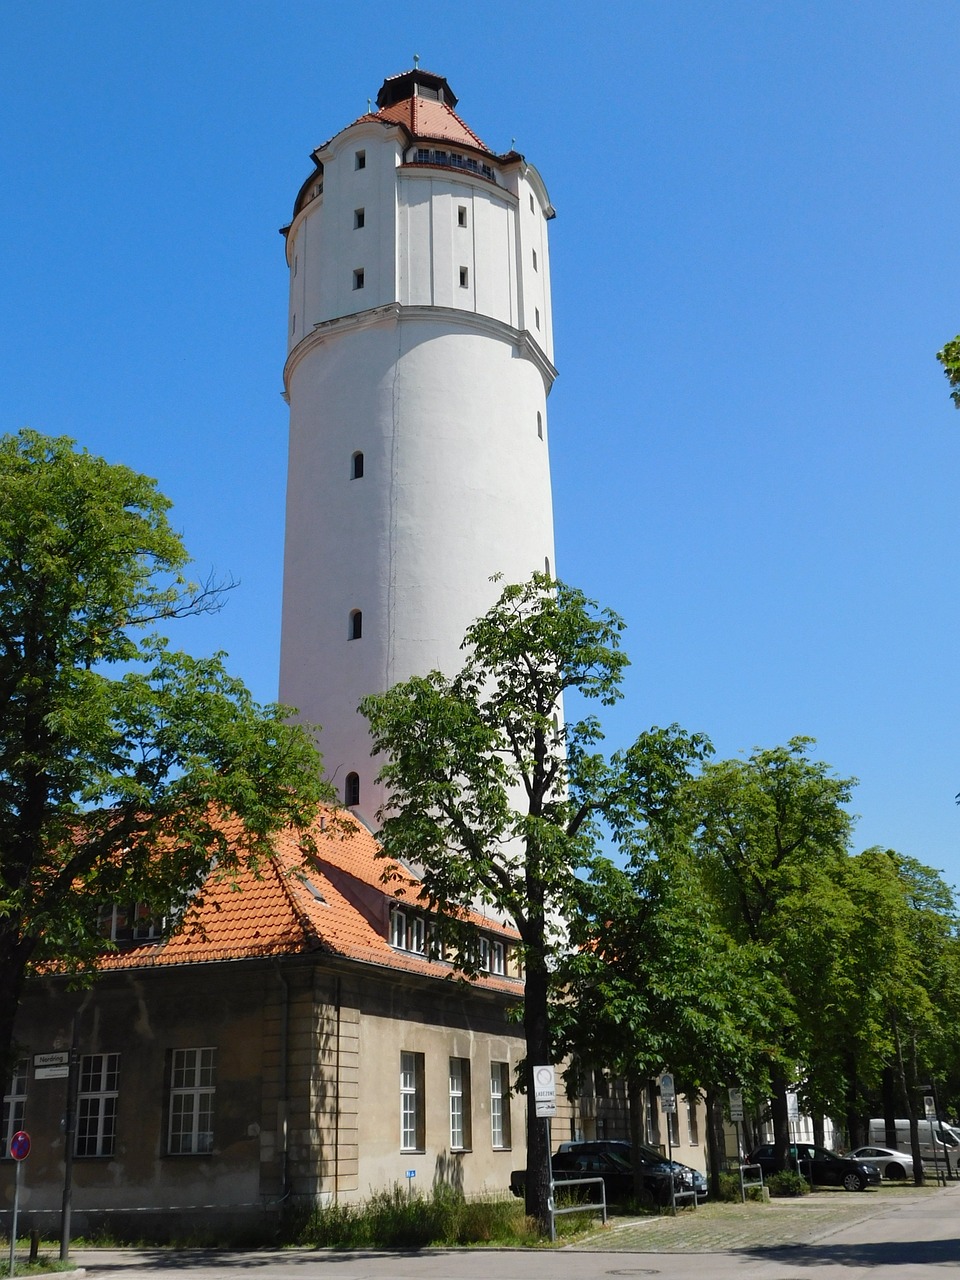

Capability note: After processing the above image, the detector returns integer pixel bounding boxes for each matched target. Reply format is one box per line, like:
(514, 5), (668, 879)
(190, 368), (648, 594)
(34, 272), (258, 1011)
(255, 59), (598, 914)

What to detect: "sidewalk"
(571, 1181), (945, 1251)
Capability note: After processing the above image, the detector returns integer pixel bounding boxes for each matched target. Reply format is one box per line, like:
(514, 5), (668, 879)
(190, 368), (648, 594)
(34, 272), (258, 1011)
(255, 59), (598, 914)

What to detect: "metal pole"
(736, 1120), (745, 1202)
(59, 1025), (79, 1262)
(667, 1116), (675, 1211)
(546, 1118), (555, 1243)
(8, 1159), (22, 1278)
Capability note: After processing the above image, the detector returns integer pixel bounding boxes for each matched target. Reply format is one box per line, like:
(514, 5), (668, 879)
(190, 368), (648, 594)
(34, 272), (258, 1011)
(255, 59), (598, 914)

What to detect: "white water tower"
(279, 69), (558, 827)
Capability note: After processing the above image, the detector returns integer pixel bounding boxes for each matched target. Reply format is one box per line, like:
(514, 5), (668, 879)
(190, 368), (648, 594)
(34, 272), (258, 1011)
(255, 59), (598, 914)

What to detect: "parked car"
(748, 1142), (881, 1192)
(847, 1145), (919, 1181)
(867, 1119), (960, 1173)
(510, 1146), (682, 1206)
(556, 1138), (708, 1202)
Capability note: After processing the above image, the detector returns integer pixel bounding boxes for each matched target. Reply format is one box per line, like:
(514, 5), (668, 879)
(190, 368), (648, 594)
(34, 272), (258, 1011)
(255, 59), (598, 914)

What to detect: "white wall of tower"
(280, 109), (557, 826)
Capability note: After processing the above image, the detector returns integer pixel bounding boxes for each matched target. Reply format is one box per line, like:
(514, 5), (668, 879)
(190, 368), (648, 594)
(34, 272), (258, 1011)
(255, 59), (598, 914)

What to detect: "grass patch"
(298, 1185), (583, 1248)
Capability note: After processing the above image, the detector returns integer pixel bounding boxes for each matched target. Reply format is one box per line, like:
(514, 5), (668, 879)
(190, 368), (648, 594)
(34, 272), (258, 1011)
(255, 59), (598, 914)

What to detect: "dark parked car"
(510, 1146), (682, 1206)
(556, 1139), (708, 1202)
(748, 1142), (881, 1191)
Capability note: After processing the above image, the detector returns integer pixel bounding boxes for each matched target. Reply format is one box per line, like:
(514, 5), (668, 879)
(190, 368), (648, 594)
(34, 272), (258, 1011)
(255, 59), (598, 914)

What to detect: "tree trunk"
(704, 1086), (725, 1198)
(0, 936), (36, 1080)
(812, 1112), (825, 1149)
(892, 1012), (924, 1187)
(522, 962), (552, 1231)
(882, 1064), (898, 1150)
(770, 1065), (791, 1172)
(627, 1074), (646, 1202)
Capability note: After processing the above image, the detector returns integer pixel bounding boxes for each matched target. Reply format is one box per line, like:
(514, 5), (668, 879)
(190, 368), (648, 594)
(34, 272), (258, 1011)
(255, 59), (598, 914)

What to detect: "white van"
(868, 1118), (960, 1173)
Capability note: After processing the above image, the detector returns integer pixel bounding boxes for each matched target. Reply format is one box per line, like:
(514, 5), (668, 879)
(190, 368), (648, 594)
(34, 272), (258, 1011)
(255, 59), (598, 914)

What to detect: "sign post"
(728, 1087), (745, 1202)
(8, 1130), (30, 1277)
(533, 1067), (558, 1240)
(660, 1073), (677, 1210)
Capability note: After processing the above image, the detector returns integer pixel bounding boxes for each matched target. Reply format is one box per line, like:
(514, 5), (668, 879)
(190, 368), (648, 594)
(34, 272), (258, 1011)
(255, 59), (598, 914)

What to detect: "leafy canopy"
(937, 335), (960, 410)
(0, 431), (326, 1068)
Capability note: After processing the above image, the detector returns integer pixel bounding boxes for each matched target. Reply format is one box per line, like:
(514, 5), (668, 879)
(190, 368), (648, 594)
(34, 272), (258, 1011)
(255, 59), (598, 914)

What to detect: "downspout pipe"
(275, 963), (290, 1203)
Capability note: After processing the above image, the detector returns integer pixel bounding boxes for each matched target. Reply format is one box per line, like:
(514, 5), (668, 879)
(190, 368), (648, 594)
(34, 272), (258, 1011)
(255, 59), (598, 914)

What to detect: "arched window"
(345, 773), (360, 807)
(351, 451), (364, 479)
(544, 557), (551, 577)
(537, 411), (543, 440)
(349, 610), (362, 640)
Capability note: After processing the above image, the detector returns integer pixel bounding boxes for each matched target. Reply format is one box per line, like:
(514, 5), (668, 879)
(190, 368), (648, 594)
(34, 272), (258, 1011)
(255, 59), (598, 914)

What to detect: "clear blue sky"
(3, 3), (959, 880)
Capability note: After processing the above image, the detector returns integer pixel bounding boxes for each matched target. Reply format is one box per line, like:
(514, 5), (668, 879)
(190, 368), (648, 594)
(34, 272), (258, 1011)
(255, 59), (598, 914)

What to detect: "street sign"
(534, 1064), (557, 1118)
(10, 1131), (30, 1161)
(34, 1051), (69, 1080)
(405, 1169), (416, 1179)
(925, 1095), (936, 1120)
(660, 1072), (676, 1115)
(786, 1091), (799, 1122)
(728, 1087), (744, 1121)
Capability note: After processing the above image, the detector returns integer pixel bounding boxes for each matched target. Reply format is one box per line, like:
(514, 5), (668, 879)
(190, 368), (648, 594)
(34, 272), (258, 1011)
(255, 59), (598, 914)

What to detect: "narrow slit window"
(353, 268), (365, 290)
(355, 150), (366, 170)
(459, 266), (469, 288)
(351, 451), (364, 479)
(537, 411), (543, 439)
(354, 208), (365, 229)
(544, 557), (551, 577)
(349, 610), (362, 641)
(345, 773), (360, 807)
(457, 205), (467, 228)
(529, 194), (535, 212)
(532, 248), (538, 271)
(535, 307), (540, 329)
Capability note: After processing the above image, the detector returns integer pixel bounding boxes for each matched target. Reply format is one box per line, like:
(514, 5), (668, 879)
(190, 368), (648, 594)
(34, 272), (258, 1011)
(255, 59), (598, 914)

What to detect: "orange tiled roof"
(96, 809), (521, 994)
(316, 96), (493, 161)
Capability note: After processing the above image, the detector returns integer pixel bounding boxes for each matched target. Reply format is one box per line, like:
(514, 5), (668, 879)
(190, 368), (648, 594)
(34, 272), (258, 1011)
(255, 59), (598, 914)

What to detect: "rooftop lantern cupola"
(376, 68), (457, 109)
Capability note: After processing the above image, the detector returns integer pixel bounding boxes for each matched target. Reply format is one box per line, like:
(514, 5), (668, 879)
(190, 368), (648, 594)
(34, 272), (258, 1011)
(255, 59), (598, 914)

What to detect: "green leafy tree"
(0, 430), (327, 1074)
(688, 738), (856, 1170)
(936, 335), (960, 409)
(362, 574), (674, 1231)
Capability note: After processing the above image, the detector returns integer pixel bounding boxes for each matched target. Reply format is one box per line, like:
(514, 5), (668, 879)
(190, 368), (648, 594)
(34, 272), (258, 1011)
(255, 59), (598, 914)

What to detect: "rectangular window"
(532, 248), (538, 271)
(400, 1051), (424, 1151)
(534, 307), (540, 329)
(667, 1109), (680, 1146)
(353, 268), (365, 290)
(529, 193), (535, 212)
(390, 906), (407, 949)
(168, 1048), (216, 1154)
(355, 150), (366, 170)
(687, 1100), (699, 1145)
(2, 1060), (28, 1159)
(457, 205), (467, 228)
(489, 940), (505, 975)
(408, 916), (426, 955)
(490, 1061), (511, 1148)
(459, 266), (469, 288)
(449, 1058), (471, 1150)
(76, 1053), (119, 1157)
(354, 208), (365, 229)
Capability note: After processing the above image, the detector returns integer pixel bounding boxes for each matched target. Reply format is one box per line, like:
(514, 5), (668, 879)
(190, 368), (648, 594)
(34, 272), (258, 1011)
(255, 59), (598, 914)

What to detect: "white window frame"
(400, 1051), (424, 1151)
(490, 1061), (511, 1148)
(489, 940), (506, 975)
(408, 916), (426, 955)
(390, 906), (407, 949)
(2, 1060), (28, 1159)
(168, 1047), (216, 1155)
(76, 1053), (119, 1157)
(449, 1057), (471, 1150)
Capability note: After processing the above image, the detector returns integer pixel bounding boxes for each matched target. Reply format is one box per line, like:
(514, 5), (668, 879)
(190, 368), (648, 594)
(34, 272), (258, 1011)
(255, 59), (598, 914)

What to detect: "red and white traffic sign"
(10, 1130), (30, 1161)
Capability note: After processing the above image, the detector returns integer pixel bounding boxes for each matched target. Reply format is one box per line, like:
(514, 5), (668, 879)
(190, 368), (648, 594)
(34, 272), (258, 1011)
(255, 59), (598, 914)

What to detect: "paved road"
(69, 1183), (960, 1279)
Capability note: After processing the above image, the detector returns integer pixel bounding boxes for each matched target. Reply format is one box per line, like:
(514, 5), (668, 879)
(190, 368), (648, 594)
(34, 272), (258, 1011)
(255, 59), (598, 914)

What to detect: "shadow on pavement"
(80, 1249), (454, 1270)
(736, 1237), (960, 1268)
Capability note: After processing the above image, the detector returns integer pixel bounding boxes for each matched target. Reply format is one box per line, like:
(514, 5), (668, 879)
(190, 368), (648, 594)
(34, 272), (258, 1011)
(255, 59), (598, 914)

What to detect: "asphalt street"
(67, 1182), (960, 1279)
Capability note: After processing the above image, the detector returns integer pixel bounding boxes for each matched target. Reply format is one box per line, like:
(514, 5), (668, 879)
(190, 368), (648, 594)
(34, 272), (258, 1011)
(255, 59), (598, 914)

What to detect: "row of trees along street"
(3, 419), (960, 1238)
(362, 577), (960, 1229)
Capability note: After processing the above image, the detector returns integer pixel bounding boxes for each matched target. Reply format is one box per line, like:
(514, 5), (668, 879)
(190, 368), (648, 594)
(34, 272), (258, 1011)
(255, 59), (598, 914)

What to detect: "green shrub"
(298, 1185), (540, 1248)
(765, 1170), (810, 1198)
